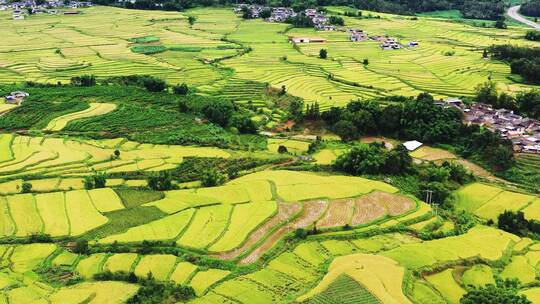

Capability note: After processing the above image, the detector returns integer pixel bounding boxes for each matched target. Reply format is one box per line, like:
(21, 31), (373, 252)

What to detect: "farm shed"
(289, 37), (327, 43)
(403, 140), (423, 151)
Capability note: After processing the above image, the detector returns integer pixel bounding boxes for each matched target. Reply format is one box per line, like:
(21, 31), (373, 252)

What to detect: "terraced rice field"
(0, 134), (229, 180)
(0, 6), (537, 109)
(454, 183), (539, 221)
(44, 103), (117, 131)
(0, 243), (246, 303)
(0, 188), (128, 238)
(6, 5), (540, 304)
(97, 171), (415, 261)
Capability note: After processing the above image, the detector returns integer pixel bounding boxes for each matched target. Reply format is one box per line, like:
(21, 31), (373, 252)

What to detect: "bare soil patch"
(318, 199), (354, 228)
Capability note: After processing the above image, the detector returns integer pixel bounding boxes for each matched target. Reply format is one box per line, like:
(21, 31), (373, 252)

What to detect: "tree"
(114, 149), (121, 158)
(230, 112), (257, 134)
(287, 13), (314, 27)
(241, 6), (253, 19)
(384, 144), (412, 174)
(259, 9), (271, 19)
(277, 145), (288, 154)
(319, 48), (327, 59)
(516, 90), (540, 119)
(525, 30), (540, 41)
(21, 182), (32, 193)
(491, 145), (514, 171)
(141, 76), (166, 92)
(73, 240), (89, 254)
(202, 100), (234, 127)
(187, 15), (197, 26)
(498, 210), (529, 235)
(496, 92), (516, 110)
(70, 75), (96, 87)
(201, 168), (227, 187)
(378, 105), (402, 134)
(328, 15), (344, 25)
(83, 172), (107, 189)
(333, 120), (358, 142)
(461, 279), (531, 304)
(173, 83), (189, 95)
(363, 58), (369, 65)
(294, 228), (308, 239)
(288, 99), (305, 122)
(475, 81), (498, 105)
(147, 171), (174, 191)
(494, 19), (507, 29)
(351, 109), (376, 133)
(333, 144), (386, 174)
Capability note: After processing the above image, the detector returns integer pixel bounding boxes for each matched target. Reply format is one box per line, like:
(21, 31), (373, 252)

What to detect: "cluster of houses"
(437, 98), (540, 154)
(4, 91), (29, 105)
(234, 5), (333, 30)
(1, 0), (89, 19)
(465, 104), (540, 154)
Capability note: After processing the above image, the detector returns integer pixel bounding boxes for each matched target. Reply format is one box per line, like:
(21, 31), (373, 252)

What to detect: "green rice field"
(0, 6), (537, 110)
(1, 4), (540, 304)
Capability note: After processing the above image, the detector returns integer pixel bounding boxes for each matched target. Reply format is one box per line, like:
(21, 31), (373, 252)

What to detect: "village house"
(268, 7), (295, 22)
(235, 5), (332, 31)
(350, 30), (368, 41)
(380, 38), (402, 50)
(289, 37), (327, 43)
(5, 91), (29, 105)
(462, 102), (540, 154)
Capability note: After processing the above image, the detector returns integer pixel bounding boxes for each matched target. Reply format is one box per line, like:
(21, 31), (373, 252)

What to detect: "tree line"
(307, 93), (514, 171)
(521, 0), (540, 17)
(475, 81), (540, 120)
(488, 44), (540, 84)
(89, 0), (506, 20)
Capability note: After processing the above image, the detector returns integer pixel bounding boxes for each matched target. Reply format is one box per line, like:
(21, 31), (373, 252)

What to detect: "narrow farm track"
(508, 6), (540, 30)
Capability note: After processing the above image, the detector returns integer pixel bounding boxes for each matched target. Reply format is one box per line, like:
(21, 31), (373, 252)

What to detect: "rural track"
(507, 5), (540, 30)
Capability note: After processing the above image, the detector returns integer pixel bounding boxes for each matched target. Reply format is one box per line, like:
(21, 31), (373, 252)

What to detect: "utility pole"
(424, 190), (433, 205)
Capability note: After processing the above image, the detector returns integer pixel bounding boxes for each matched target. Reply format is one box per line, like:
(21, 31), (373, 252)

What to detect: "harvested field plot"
(318, 199), (354, 228)
(240, 200), (327, 264)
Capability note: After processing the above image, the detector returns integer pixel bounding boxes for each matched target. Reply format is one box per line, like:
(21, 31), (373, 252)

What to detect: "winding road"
(507, 5), (540, 30)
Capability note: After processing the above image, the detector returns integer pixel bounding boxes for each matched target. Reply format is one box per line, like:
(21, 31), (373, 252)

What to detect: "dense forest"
(521, 0), (540, 17)
(90, 0), (506, 20)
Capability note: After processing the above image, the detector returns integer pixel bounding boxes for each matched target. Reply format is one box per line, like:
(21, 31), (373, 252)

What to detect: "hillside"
(0, 4), (539, 304)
